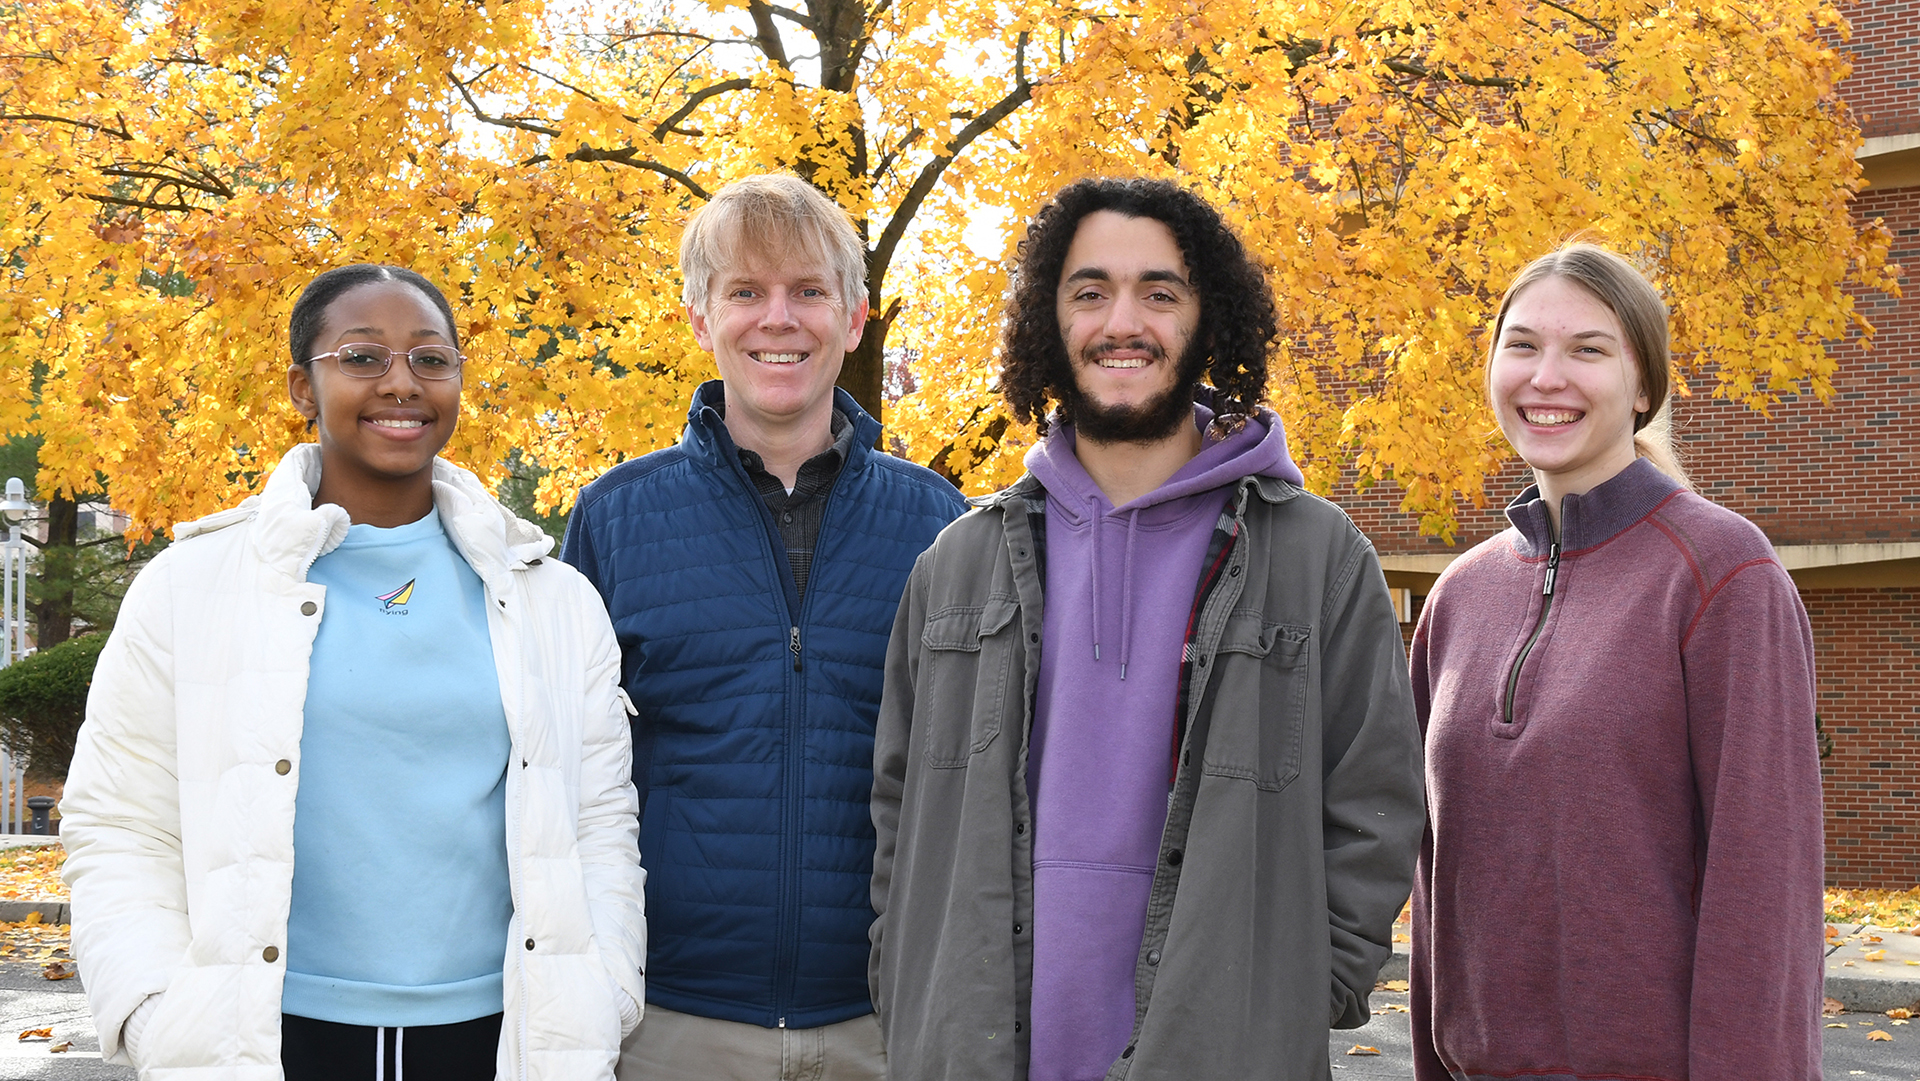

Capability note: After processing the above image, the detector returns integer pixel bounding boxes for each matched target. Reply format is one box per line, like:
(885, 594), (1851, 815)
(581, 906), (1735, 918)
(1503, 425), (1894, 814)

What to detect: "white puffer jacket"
(61, 444), (646, 1080)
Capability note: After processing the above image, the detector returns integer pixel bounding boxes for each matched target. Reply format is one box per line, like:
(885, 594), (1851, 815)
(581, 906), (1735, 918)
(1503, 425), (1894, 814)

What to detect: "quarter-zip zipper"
(790, 626), (802, 671)
(1502, 528), (1561, 725)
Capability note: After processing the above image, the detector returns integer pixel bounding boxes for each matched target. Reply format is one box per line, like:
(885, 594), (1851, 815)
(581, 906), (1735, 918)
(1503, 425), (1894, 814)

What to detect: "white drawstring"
(395, 1027), (405, 1081)
(375, 1028), (385, 1081)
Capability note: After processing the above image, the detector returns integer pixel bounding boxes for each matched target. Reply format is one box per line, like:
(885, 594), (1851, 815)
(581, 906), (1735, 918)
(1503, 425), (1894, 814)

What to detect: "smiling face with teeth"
(1053, 211), (1203, 445)
(289, 280), (460, 525)
(688, 255), (868, 458)
(1490, 275), (1651, 512)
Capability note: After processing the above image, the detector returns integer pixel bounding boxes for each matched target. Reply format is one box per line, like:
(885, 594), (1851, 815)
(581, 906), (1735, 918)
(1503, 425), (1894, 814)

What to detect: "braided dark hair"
(1001, 177), (1276, 432)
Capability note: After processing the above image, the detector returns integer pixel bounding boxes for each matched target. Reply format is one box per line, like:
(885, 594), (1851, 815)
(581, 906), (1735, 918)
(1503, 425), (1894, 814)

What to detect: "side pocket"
(918, 594), (1019, 768)
(1200, 608), (1309, 792)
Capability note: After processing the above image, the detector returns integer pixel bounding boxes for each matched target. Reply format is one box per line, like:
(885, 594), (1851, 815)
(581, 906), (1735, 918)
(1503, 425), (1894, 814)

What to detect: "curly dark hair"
(1001, 177), (1276, 432)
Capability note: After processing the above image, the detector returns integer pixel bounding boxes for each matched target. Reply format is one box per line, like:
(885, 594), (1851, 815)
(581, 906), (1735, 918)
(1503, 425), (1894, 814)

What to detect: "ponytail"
(1632, 401), (1693, 489)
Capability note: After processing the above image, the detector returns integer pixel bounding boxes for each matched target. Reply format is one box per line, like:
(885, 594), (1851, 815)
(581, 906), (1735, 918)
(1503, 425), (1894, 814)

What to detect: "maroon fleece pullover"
(1410, 458), (1825, 1081)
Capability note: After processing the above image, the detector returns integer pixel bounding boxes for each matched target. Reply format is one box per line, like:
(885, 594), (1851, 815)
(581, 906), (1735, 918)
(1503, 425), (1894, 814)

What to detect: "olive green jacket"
(870, 472), (1424, 1081)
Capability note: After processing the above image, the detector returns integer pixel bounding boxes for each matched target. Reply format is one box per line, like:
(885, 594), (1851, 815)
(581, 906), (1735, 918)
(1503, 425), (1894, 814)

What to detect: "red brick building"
(1348, 1), (1919, 888)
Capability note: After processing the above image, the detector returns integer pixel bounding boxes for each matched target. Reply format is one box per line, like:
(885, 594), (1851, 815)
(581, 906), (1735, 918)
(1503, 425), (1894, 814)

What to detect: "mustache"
(1079, 339), (1167, 363)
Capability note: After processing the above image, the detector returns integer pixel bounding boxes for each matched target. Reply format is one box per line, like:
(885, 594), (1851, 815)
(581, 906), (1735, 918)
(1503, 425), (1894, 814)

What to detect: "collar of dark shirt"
(737, 409), (853, 496)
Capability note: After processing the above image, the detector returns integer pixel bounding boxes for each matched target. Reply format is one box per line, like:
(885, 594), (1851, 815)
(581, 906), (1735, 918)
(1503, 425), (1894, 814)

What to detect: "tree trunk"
(839, 309), (888, 427)
(31, 496), (76, 649)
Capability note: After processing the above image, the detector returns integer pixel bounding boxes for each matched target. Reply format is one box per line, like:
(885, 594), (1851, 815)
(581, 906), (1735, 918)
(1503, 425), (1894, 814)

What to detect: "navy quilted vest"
(562, 383), (966, 1028)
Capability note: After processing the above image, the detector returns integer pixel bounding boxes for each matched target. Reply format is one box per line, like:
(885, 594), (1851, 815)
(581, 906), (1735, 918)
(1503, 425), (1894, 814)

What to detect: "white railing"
(0, 476), (35, 834)
(0, 750), (22, 834)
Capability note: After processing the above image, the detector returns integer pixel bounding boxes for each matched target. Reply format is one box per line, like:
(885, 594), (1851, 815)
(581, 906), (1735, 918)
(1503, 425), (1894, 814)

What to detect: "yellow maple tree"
(0, 0), (1896, 539)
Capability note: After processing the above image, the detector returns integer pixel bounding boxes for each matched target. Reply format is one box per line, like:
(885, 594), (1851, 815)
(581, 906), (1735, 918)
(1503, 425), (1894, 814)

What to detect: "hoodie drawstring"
(1088, 497), (1141, 680)
(1118, 510), (1138, 680)
(1089, 495), (1103, 663)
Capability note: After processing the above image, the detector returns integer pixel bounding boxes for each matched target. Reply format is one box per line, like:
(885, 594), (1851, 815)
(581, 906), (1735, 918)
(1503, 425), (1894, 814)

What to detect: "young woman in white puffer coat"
(61, 264), (646, 1080)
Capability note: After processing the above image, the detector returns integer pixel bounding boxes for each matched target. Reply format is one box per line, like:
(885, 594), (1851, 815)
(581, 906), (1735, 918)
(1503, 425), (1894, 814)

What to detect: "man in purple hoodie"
(870, 178), (1425, 1081)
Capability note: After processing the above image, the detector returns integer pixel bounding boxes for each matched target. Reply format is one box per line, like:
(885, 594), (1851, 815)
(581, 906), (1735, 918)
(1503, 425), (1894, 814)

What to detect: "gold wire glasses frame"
(308, 343), (465, 380)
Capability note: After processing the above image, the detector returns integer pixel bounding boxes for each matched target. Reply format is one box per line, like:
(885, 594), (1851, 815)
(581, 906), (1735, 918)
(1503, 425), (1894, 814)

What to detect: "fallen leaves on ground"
(0, 916), (72, 974)
(1867, 1030), (1894, 1042)
(1345, 1045), (1381, 1056)
(1890, 1008), (1914, 1020)
(1827, 998), (1849, 1016)
(17, 1027), (50, 1041)
(1377, 979), (1409, 993)
(49, 1040), (71, 1053)
(41, 960), (75, 980)
(1867, 950), (1890, 962)
(1826, 888), (1920, 931)
(0, 846), (66, 901)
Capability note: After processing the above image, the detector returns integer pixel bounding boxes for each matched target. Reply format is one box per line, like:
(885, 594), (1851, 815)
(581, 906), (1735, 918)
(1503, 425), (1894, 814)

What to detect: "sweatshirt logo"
(377, 579), (416, 611)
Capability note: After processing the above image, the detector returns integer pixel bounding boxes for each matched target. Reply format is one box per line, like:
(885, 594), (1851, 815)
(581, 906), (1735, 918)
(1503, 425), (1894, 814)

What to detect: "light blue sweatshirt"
(283, 508), (514, 1027)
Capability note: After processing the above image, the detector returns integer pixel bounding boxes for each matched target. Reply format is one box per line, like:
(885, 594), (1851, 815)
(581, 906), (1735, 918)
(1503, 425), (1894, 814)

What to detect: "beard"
(1057, 336), (1209, 445)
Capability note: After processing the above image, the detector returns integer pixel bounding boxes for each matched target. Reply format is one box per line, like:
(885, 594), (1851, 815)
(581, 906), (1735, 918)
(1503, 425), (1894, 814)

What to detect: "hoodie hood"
(1022, 401), (1302, 680)
(1023, 400), (1304, 516)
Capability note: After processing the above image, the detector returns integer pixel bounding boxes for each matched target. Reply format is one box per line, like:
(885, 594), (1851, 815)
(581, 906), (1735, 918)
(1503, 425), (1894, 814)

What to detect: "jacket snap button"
(1121, 1046), (1134, 1059)
(274, 760), (291, 776)
(1228, 566), (1240, 577)
(1014, 822), (1026, 835)
(1166, 849), (1183, 866)
(1197, 656), (1208, 667)
(1147, 949), (1161, 966)
(1028, 632), (1039, 643)
(299, 601), (317, 616)
(1013, 923), (1023, 935)
(525, 938), (536, 951)
(262, 946), (279, 962)
(1014, 1021), (1023, 1033)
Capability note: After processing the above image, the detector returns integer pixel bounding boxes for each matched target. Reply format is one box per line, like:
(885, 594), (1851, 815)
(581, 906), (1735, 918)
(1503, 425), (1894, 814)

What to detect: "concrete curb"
(0, 899), (67, 924)
(1378, 941), (1920, 1014)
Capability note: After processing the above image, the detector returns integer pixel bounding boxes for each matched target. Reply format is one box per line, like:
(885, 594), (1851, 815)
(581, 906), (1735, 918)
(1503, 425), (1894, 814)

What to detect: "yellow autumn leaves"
(0, 0), (1896, 537)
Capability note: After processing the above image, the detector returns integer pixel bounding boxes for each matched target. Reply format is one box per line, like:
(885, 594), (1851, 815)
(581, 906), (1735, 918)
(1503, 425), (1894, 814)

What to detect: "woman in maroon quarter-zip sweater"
(1410, 243), (1825, 1081)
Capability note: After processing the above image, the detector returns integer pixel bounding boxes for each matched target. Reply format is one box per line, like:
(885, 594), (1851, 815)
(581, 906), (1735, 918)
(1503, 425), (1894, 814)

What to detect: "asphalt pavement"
(1328, 988), (1920, 1079)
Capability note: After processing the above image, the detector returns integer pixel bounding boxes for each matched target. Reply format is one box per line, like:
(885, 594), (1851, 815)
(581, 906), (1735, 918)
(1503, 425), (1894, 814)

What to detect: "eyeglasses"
(308, 343), (465, 380)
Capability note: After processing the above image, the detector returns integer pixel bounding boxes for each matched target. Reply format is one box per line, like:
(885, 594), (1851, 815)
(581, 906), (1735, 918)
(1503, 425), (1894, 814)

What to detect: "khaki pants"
(616, 1004), (887, 1081)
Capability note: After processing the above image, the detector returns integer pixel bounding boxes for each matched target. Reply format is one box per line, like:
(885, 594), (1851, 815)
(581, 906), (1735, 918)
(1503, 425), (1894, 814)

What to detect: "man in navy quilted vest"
(561, 173), (967, 1080)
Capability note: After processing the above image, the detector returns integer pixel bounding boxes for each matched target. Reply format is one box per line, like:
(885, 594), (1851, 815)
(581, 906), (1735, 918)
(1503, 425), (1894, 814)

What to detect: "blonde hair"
(678, 174), (867, 314)
(1490, 242), (1691, 488)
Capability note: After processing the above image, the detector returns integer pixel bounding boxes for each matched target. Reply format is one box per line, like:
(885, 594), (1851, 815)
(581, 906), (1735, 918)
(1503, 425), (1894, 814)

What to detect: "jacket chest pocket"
(917, 594), (1019, 768)
(1199, 610), (1309, 792)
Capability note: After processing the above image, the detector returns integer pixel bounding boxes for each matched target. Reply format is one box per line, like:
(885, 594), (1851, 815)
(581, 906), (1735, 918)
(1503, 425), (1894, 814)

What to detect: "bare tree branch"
(870, 33), (1031, 284)
(1536, 0), (1614, 37)
(99, 163), (234, 199)
(519, 145), (713, 200)
(745, 0), (792, 68)
(652, 77), (752, 141)
(871, 126), (923, 181)
(0, 112), (131, 140)
(450, 72), (562, 137)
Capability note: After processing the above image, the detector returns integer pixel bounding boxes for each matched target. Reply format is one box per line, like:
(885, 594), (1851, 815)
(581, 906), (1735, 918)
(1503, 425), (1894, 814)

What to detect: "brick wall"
(1812, 587), (1920, 887)
(1842, 0), (1920, 140)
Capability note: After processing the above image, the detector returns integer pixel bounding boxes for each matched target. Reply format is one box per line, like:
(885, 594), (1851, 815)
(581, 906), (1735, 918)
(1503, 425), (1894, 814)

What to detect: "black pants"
(281, 1012), (502, 1081)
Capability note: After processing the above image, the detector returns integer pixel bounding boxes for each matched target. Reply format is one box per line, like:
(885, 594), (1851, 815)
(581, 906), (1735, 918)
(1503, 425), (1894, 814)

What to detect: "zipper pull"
(790, 626), (802, 672)
(1543, 541), (1561, 597)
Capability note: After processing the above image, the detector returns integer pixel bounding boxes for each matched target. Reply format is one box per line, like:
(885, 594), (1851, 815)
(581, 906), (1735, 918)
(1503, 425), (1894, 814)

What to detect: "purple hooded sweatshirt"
(1023, 403), (1303, 1081)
